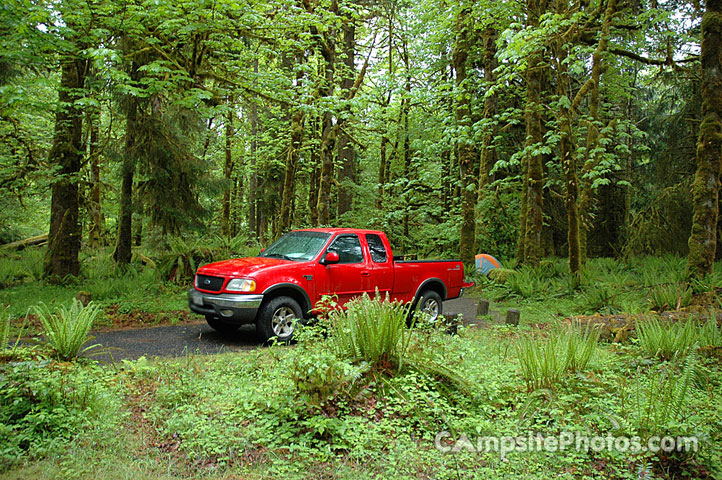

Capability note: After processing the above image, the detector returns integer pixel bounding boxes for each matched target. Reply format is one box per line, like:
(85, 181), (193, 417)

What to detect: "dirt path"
(88, 297), (482, 362)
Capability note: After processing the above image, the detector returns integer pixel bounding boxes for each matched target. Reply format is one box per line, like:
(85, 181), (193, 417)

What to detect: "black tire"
(205, 315), (240, 334)
(256, 296), (303, 343)
(416, 290), (443, 323)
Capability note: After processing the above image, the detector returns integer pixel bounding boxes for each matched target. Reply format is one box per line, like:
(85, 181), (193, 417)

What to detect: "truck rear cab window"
(327, 235), (363, 264)
(366, 234), (388, 263)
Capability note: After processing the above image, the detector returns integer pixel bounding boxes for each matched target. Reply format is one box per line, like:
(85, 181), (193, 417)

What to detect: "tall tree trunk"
(280, 54), (306, 233)
(377, 135), (388, 210)
(248, 60), (259, 238)
(519, 0), (549, 266)
(577, 0), (615, 263)
(133, 201), (143, 247)
(402, 97), (411, 238)
(316, 45), (336, 225)
(687, 0), (722, 277)
(558, 45), (581, 275)
(87, 108), (104, 249)
(337, 21), (356, 216)
(454, 5), (478, 265)
(478, 26), (498, 200)
(114, 88), (138, 265)
(222, 97), (234, 237)
(45, 55), (87, 282)
(517, 154), (529, 263)
(280, 110), (304, 232)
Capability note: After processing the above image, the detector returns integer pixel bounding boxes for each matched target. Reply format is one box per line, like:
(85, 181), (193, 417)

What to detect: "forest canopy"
(0, 0), (720, 282)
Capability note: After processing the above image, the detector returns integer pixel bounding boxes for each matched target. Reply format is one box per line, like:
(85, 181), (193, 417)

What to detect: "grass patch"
(518, 322), (601, 391)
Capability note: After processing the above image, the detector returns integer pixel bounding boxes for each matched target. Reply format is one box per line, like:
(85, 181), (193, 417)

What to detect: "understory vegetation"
(1, 250), (721, 479)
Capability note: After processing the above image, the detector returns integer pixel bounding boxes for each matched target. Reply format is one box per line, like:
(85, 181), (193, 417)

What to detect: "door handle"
(361, 272), (371, 277)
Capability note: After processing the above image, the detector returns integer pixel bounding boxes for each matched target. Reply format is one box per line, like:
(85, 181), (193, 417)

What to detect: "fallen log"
(0, 233), (48, 251)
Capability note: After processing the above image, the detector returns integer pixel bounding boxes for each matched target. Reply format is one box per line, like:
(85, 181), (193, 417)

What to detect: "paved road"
(89, 297), (481, 362)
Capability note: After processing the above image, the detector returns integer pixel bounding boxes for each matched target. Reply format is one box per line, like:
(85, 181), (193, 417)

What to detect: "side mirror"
(259, 247), (265, 255)
(320, 251), (340, 266)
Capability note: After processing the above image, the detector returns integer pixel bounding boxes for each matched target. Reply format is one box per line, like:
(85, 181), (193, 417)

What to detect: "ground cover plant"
(1, 254), (721, 479)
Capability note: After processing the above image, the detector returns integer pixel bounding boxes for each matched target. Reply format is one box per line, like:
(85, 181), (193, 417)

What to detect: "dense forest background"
(1, 0), (720, 282)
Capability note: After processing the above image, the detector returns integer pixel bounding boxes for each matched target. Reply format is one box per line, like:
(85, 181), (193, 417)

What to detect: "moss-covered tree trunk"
(87, 108), (104, 249)
(221, 97), (234, 237)
(113, 89), (138, 265)
(576, 0), (615, 263)
(44, 55), (87, 282)
(521, 1), (546, 266)
(280, 104), (304, 232)
(377, 135), (388, 210)
(454, 5), (478, 265)
(307, 114), (320, 225)
(687, 0), (722, 277)
(557, 44), (581, 275)
(248, 60), (259, 237)
(477, 25), (498, 201)
(337, 21), (356, 216)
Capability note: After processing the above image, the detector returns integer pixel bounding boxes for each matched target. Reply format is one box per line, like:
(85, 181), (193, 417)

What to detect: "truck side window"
(328, 235), (363, 264)
(366, 234), (388, 263)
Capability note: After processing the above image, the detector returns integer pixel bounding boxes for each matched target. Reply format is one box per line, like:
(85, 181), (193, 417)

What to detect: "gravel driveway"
(89, 297), (481, 362)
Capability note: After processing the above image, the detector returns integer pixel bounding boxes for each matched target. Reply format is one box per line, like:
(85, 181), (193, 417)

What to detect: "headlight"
(226, 278), (256, 292)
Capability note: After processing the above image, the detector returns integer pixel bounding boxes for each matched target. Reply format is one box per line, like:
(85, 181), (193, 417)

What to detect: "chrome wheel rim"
(421, 298), (440, 321)
(271, 306), (296, 337)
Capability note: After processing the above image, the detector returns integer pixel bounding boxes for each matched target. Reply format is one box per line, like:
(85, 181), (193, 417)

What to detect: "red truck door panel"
(364, 233), (394, 297)
(315, 234), (372, 306)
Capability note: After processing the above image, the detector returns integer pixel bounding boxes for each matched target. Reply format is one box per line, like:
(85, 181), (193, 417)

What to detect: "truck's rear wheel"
(205, 315), (240, 334)
(417, 290), (443, 322)
(256, 296), (302, 343)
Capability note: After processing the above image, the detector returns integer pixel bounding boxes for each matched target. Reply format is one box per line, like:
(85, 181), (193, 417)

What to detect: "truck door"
(315, 234), (368, 306)
(364, 233), (393, 297)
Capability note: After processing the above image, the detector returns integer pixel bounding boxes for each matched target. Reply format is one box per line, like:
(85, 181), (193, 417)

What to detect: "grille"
(196, 274), (224, 292)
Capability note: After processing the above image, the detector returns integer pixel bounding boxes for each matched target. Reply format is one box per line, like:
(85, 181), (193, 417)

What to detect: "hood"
(197, 257), (291, 277)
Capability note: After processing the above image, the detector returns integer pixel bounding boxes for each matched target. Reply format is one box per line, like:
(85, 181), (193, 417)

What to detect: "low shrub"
(328, 293), (412, 372)
(0, 361), (118, 469)
(33, 300), (102, 361)
(649, 283), (692, 310)
(636, 316), (698, 361)
(1, 308), (9, 352)
(290, 347), (369, 411)
(630, 352), (697, 441)
(518, 322), (600, 391)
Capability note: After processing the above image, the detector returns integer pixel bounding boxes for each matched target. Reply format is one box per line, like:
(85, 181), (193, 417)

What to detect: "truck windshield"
(259, 231), (331, 262)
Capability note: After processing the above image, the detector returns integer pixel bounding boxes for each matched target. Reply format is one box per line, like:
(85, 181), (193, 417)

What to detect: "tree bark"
(557, 44), (581, 275)
(222, 97), (234, 237)
(316, 46), (336, 225)
(519, 0), (549, 267)
(87, 108), (105, 249)
(577, 0), (616, 263)
(377, 135), (388, 210)
(248, 60), (259, 238)
(454, 5), (478, 265)
(114, 87), (138, 265)
(687, 0), (722, 277)
(478, 26), (498, 200)
(337, 21), (356, 216)
(280, 108), (304, 232)
(44, 54), (87, 282)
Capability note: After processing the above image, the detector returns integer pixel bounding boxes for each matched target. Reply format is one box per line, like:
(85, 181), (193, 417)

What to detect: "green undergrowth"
(477, 256), (722, 325)
(2, 318), (721, 479)
(1, 253), (721, 479)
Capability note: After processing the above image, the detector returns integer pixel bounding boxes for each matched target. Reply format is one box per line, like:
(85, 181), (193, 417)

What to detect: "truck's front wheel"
(256, 296), (302, 343)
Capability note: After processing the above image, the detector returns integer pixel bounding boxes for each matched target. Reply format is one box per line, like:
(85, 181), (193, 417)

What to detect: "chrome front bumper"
(187, 289), (263, 324)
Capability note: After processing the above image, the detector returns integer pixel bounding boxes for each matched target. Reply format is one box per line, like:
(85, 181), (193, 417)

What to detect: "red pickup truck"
(188, 228), (473, 341)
